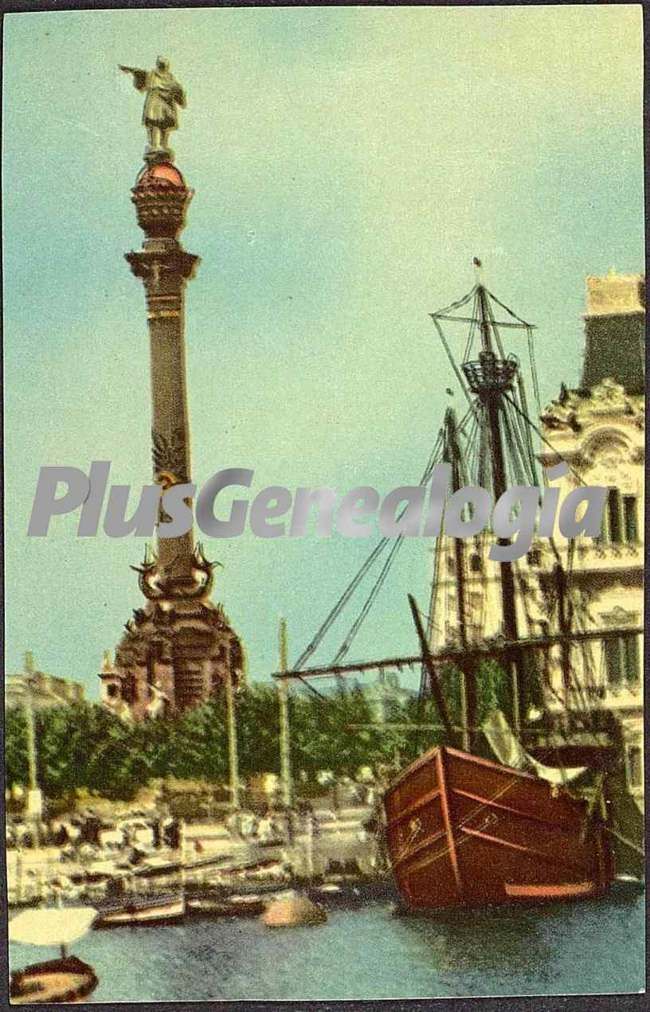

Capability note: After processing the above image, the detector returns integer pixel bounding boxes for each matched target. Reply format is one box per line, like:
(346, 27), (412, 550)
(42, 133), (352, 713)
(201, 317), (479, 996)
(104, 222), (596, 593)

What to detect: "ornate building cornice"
(540, 378), (644, 434)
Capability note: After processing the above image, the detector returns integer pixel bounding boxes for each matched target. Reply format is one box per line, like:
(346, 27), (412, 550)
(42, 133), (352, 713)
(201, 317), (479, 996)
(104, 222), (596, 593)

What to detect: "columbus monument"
(100, 60), (244, 719)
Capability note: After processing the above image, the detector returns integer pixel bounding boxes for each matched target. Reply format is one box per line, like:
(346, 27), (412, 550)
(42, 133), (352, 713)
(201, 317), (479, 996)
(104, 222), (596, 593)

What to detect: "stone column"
(126, 162), (198, 584)
(108, 160), (245, 717)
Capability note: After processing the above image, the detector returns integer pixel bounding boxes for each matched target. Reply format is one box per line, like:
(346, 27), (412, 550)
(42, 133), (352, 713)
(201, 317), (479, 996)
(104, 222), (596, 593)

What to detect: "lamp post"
(278, 619), (293, 809)
(22, 652), (42, 848)
(225, 670), (241, 811)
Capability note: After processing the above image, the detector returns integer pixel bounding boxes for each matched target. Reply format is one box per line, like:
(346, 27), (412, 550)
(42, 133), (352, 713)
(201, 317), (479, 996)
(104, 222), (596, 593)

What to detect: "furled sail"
(482, 709), (587, 785)
(9, 906), (97, 947)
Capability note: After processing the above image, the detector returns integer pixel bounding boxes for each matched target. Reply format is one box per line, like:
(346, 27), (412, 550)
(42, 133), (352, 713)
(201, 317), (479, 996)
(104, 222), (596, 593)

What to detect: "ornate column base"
(100, 547), (245, 720)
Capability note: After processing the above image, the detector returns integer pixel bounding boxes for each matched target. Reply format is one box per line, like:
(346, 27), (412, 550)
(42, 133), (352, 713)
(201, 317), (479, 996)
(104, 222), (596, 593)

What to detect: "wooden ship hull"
(94, 893), (185, 928)
(10, 955), (98, 1005)
(384, 745), (614, 909)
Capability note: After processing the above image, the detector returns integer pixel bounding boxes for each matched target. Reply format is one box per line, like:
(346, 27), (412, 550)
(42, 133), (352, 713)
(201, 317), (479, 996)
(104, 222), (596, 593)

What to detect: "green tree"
(35, 703), (123, 797)
(168, 700), (228, 781)
(5, 706), (28, 788)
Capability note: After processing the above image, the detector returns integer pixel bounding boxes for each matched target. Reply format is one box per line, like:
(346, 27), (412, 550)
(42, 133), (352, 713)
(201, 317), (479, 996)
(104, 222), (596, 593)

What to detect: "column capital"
(125, 247), (200, 286)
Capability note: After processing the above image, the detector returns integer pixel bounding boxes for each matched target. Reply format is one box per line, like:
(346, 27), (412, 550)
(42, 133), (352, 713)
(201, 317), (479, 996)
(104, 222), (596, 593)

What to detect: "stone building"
(535, 271), (644, 798)
(429, 271), (644, 799)
(581, 270), (644, 395)
(5, 652), (85, 711)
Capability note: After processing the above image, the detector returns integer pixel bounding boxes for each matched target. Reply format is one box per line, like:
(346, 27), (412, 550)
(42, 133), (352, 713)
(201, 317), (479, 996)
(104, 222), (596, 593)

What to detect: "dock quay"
(7, 804), (384, 913)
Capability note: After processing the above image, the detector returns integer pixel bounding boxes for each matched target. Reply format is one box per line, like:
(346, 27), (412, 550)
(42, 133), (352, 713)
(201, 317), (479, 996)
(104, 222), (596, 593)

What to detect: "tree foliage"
(5, 669), (509, 802)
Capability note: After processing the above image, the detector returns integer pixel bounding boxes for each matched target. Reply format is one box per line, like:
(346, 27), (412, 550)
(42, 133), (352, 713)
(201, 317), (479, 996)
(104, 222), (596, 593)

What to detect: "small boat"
(9, 906), (98, 1004)
(134, 851), (236, 878)
(186, 872), (287, 916)
(261, 891), (327, 928)
(187, 893), (264, 918)
(228, 893), (267, 917)
(186, 896), (233, 917)
(94, 892), (185, 928)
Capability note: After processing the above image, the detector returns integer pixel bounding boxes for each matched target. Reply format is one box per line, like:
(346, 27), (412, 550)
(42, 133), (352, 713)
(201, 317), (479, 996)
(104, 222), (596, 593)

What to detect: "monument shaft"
(100, 114), (244, 718)
(127, 224), (197, 581)
(148, 288), (193, 576)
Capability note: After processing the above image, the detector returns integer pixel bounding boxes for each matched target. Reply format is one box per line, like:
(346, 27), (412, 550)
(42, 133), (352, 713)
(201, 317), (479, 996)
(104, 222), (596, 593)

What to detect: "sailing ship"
(388, 275), (643, 908)
(275, 264), (644, 910)
(9, 906), (98, 1004)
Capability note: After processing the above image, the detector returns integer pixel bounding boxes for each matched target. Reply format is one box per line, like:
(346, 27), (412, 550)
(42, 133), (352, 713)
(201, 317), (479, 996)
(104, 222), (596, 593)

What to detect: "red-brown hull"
(384, 745), (614, 909)
(10, 956), (98, 1004)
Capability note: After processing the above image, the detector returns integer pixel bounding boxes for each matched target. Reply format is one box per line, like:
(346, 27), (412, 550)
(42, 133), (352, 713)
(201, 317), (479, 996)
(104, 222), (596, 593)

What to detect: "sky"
(3, 5), (644, 699)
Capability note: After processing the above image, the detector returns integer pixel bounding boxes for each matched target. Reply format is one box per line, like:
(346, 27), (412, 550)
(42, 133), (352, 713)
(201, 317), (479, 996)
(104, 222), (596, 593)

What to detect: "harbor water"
(8, 889), (644, 1001)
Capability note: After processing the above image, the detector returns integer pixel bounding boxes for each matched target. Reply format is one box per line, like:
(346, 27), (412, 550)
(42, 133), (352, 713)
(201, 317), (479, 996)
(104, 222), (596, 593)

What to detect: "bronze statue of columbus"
(119, 57), (186, 161)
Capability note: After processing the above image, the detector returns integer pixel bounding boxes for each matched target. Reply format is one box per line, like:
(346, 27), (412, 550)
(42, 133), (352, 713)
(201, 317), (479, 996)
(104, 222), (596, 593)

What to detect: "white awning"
(9, 906), (97, 947)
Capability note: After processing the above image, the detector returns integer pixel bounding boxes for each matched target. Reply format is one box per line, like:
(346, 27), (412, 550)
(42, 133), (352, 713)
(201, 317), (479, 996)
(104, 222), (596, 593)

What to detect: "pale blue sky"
(3, 6), (644, 697)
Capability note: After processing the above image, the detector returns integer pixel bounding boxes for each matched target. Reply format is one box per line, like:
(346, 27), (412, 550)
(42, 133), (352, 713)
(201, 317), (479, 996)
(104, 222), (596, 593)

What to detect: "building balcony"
(574, 538), (643, 566)
(529, 537), (643, 576)
(546, 680), (643, 714)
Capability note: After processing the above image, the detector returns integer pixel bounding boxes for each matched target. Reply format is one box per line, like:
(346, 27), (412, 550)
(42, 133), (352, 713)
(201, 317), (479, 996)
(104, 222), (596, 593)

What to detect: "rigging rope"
(484, 288), (535, 329)
(292, 538), (392, 671)
(503, 392), (587, 487)
(331, 430), (445, 663)
(461, 291), (479, 363)
(527, 325), (542, 414)
(333, 535), (405, 663)
(501, 403), (528, 486)
(502, 400), (536, 486)
(486, 291), (507, 360)
(292, 429), (444, 671)
(515, 371), (540, 482)
(430, 285), (477, 319)
(431, 316), (473, 407)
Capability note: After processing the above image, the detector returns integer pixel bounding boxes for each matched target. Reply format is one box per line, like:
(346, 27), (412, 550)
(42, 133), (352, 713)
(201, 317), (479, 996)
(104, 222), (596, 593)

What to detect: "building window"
(601, 490), (638, 544)
(624, 635), (640, 686)
(604, 637), (621, 688)
(469, 553), (482, 573)
(627, 745), (643, 789)
(604, 634), (640, 689)
(106, 683), (118, 699)
(606, 489), (622, 544)
(623, 495), (638, 543)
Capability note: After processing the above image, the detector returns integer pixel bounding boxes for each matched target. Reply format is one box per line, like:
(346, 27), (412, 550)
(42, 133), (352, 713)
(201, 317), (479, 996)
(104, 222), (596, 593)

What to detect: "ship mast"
(443, 409), (475, 751)
(275, 264), (597, 744)
(461, 274), (523, 734)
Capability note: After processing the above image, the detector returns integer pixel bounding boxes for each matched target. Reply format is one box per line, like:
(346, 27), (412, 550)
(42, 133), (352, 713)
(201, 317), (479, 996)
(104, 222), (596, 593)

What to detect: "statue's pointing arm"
(119, 65), (148, 91)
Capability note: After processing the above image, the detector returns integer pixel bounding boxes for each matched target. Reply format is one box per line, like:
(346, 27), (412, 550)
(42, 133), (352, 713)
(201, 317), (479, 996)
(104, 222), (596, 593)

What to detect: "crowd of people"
(6, 809), (182, 861)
